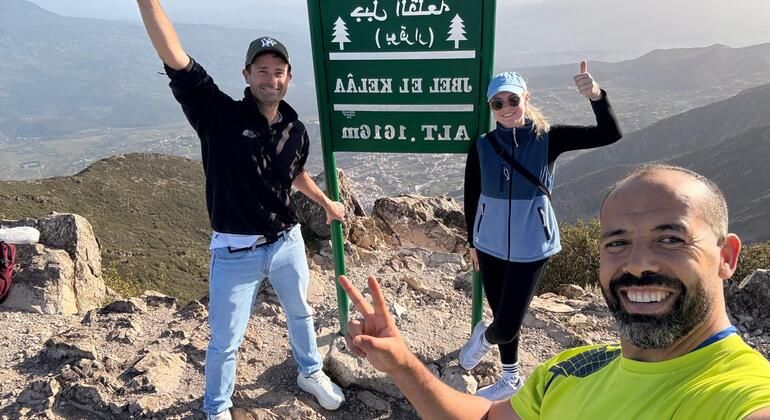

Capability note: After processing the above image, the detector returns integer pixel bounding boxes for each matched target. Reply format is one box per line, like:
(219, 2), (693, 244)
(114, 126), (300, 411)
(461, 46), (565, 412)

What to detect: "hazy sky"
(24, 0), (770, 54)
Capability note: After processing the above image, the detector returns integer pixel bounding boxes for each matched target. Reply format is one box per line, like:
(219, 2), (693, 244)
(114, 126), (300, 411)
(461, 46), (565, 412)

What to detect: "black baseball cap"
(245, 36), (290, 68)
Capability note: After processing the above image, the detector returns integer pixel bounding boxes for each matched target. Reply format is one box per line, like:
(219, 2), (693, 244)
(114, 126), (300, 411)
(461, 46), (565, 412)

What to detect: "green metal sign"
(307, 0), (496, 334)
(310, 0), (495, 154)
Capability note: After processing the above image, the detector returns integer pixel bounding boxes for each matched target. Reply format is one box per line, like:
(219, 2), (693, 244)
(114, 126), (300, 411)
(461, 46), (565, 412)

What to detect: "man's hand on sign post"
(338, 275), (412, 374)
(573, 60), (602, 101)
(325, 200), (346, 224)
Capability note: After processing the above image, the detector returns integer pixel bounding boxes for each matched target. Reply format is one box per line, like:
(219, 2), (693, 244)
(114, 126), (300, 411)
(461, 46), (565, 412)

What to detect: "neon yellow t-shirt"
(511, 334), (770, 420)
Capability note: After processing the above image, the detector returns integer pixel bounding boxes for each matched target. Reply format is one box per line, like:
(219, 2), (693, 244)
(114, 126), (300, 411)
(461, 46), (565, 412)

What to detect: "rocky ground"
(0, 243), (622, 420)
(1, 195), (767, 420)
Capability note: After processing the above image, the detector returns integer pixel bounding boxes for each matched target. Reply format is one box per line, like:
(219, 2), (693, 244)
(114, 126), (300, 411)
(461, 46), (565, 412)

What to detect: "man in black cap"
(136, 1), (346, 418)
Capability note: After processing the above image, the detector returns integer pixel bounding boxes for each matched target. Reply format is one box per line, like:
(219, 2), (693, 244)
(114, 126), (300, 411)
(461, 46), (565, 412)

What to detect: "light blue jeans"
(203, 226), (323, 414)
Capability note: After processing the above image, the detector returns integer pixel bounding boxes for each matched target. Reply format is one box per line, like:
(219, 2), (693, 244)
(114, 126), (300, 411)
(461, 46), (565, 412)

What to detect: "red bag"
(0, 241), (16, 304)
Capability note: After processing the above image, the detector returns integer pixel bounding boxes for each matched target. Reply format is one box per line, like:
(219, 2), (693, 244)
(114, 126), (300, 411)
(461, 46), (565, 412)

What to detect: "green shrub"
(732, 241), (770, 283)
(540, 219), (601, 293)
(102, 265), (142, 299)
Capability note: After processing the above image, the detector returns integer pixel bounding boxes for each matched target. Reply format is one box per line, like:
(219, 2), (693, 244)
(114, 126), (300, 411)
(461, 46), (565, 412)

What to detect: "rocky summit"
(1, 199), (768, 419)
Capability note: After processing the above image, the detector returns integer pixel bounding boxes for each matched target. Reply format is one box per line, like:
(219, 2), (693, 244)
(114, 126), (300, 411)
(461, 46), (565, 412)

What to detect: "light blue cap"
(487, 71), (527, 100)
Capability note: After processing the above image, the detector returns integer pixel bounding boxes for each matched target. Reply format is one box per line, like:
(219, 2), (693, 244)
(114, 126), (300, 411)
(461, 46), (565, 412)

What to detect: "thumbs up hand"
(573, 60), (602, 101)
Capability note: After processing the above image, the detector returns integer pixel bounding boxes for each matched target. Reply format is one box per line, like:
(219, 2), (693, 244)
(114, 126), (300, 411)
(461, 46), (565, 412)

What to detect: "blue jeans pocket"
(211, 246), (250, 261)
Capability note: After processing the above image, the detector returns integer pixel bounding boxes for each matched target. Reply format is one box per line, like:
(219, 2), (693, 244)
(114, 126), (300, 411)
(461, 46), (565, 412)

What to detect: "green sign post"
(307, 0), (496, 334)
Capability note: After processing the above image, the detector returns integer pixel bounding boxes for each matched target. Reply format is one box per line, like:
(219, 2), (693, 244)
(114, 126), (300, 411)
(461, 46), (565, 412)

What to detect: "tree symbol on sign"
(332, 17), (351, 51)
(447, 14), (467, 49)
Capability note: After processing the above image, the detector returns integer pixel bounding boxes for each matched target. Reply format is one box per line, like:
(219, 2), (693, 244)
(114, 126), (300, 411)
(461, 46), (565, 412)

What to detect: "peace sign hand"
(338, 275), (412, 374)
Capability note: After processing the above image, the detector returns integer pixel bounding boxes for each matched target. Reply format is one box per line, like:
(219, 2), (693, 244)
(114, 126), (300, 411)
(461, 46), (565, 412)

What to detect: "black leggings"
(477, 250), (549, 364)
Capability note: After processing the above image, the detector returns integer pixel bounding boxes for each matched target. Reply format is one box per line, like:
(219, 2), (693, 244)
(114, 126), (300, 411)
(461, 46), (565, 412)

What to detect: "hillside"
(555, 82), (770, 181)
(518, 43), (770, 133)
(0, 154), (211, 301)
(0, 0), (314, 139)
(554, 125), (770, 242)
(2, 0), (770, 186)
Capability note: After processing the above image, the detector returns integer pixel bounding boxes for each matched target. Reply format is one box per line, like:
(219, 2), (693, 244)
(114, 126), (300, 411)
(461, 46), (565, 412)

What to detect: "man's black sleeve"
(164, 57), (230, 140)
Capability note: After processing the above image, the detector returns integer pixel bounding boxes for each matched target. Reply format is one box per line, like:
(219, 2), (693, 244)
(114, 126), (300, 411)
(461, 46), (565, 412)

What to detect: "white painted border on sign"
(333, 104), (474, 112)
(329, 50), (476, 61)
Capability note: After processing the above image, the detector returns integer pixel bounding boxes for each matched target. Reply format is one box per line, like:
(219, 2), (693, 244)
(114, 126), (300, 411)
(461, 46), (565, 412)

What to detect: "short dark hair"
(602, 164), (728, 240)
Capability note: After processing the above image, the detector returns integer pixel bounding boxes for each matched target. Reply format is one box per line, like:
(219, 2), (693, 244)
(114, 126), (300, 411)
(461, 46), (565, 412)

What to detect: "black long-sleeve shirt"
(165, 58), (309, 235)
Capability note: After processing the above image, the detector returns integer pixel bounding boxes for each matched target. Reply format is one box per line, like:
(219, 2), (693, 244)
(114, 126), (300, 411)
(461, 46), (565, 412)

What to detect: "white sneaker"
(458, 320), (492, 370)
(475, 375), (524, 401)
(207, 408), (232, 420)
(297, 370), (345, 410)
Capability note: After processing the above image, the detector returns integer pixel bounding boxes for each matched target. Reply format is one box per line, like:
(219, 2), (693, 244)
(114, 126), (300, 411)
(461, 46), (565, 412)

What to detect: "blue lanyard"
(691, 325), (738, 352)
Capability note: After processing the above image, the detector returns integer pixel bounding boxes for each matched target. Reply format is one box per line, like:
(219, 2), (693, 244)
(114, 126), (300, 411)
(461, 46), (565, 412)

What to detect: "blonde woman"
(461, 62), (622, 400)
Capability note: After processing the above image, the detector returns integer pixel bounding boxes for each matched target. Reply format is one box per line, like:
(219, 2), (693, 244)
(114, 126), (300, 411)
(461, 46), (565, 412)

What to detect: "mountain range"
(554, 83), (770, 242)
(0, 0), (314, 140)
(2, 0), (770, 245)
(2, 0), (770, 142)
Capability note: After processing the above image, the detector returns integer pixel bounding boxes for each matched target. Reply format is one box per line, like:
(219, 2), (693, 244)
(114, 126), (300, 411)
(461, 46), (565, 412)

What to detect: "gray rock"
(402, 255), (425, 273)
(727, 269), (770, 332)
(271, 397), (323, 419)
(427, 252), (465, 267)
(38, 213), (106, 312)
(44, 330), (98, 362)
(107, 318), (142, 344)
(392, 302), (407, 318)
(100, 297), (147, 314)
(3, 244), (77, 314)
(141, 290), (177, 308)
(427, 288), (448, 301)
(372, 195), (468, 254)
(454, 271), (473, 292)
(436, 263), (464, 275)
(179, 300), (208, 320)
(2, 213), (107, 314)
(568, 313), (589, 325)
(358, 390), (391, 412)
(321, 336), (403, 398)
(17, 379), (59, 410)
(80, 309), (99, 326)
(129, 395), (167, 416)
(557, 284), (587, 300)
(403, 276), (425, 292)
(131, 351), (187, 394)
(440, 365), (478, 394)
(66, 384), (108, 409)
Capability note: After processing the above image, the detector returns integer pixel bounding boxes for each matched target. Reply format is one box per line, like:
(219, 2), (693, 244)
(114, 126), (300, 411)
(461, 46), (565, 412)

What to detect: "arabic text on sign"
(350, 0), (451, 22)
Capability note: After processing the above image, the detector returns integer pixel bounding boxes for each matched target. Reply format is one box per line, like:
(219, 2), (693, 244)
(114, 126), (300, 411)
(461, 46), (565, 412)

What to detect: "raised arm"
(136, 0), (190, 70)
(338, 275), (521, 420)
(547, 61), (623, 162)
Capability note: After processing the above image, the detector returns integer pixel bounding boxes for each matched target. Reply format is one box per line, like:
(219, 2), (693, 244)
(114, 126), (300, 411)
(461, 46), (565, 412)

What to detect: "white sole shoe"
(297, 371), (345, 410)
(459, 320), (492, 370)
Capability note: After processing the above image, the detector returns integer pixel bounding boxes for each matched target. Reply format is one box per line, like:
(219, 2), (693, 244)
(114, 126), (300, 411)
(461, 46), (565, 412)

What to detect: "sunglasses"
(489, 95), (521, 111)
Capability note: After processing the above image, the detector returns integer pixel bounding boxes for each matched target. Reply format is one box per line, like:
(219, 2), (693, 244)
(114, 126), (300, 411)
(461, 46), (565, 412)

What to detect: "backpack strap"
(486, 130), (552, 200)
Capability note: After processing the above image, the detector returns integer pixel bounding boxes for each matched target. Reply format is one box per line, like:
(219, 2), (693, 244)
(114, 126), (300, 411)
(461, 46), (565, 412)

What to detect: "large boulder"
(372, 195), (467, 254)
(292, 169), (366, 240)
(3, 244), (78, 314)
(1, 213), (107, 314)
